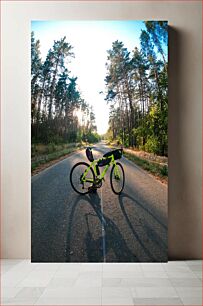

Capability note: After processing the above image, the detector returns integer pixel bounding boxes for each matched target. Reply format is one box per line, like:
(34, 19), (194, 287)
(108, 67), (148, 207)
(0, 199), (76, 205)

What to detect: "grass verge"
(124, 151), (168, 183)
(31, 145), (83, 174)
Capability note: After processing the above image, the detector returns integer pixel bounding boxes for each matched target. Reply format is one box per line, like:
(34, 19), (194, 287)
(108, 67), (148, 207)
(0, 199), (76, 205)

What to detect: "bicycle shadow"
(66, 192), (139, 262)
(118, 192), (168, 262)
(66, 189), (168, 262)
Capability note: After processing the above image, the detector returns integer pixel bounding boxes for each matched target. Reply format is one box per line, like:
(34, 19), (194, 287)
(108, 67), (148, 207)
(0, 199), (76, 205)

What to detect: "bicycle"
(70, 147), (125, 195)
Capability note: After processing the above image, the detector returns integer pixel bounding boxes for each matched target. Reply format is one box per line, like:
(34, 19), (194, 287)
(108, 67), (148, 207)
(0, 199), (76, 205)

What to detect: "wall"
(1, 1), (202, 259)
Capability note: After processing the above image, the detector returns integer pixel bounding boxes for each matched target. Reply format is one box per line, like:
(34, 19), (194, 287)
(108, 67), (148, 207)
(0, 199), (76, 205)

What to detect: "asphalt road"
(31, 142), (168, 262)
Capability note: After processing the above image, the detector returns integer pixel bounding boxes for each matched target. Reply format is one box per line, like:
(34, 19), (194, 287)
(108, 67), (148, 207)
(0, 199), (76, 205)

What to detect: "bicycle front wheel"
(70, 162), (95, 195)
(110, 162), (125, 195)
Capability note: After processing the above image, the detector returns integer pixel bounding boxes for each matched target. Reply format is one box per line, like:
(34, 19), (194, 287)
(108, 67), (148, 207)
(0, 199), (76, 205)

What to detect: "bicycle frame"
(81, 154), (120, 184)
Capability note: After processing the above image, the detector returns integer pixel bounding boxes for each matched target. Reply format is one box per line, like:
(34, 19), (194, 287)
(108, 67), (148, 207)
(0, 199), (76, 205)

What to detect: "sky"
(32, 20), (149, 134)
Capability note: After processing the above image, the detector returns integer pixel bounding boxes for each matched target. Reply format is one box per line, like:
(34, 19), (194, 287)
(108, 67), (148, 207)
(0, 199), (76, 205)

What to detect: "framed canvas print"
(31, 20), (168, 262)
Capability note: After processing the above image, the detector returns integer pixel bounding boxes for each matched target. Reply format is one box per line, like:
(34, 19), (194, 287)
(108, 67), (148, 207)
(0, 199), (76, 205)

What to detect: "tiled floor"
(1, 260), (202, 305)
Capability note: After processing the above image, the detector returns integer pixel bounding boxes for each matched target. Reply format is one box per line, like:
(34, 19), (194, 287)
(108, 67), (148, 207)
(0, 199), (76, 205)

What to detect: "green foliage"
(160, 165), (168, 176)
(31, 32), (98, 148)
(47, 143), (57, 153)
(31, 144), (82, 172)
(144, 136), (160, 154)
(105, 21), (168, 156)
(83, 132), (101, 144)
(31, 143), (37, 158)
(124, 151), (168, 180)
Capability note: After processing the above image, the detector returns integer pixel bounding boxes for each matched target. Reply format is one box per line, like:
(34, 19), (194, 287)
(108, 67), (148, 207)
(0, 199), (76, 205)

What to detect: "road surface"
(31, 142), (167, 262)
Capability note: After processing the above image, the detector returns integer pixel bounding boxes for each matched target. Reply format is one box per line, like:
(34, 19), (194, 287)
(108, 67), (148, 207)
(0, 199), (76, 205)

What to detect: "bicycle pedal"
(94, 180), (102, 188)
(88, 185), (96, 192)
(88, 187), (97, 193)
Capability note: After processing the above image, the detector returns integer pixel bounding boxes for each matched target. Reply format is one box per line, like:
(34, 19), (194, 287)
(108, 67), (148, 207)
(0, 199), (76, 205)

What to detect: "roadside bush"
(31, 144), (37, 157)
(47, 142), (57, 153)
(84, 132), (100, 143)
(160, 165), (168, 176)
(145, 136), (160, 154)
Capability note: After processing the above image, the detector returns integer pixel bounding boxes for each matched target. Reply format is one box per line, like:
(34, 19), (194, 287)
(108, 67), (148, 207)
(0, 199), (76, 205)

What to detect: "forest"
(31, 33), (99, 145)
(104, 21), (168, 156)
(31, 21), (168, 163)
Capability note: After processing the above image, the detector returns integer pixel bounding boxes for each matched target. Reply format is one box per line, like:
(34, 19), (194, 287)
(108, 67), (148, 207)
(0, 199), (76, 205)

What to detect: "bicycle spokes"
(110, 162), (125, 195)
(114, 165), (121, 180)
(70, 162), (95, 195)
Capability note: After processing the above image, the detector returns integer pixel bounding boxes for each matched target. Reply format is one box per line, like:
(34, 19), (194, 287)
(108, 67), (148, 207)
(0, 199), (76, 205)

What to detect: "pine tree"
(31, 31), (42, 126)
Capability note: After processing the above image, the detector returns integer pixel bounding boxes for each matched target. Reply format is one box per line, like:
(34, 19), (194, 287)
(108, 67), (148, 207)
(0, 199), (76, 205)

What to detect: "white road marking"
(100, 187), (106, 263)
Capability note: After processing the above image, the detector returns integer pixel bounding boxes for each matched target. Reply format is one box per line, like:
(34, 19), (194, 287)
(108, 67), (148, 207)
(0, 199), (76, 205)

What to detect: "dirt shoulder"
(124, 149), (168, 185)
(124, 147), (168, 166)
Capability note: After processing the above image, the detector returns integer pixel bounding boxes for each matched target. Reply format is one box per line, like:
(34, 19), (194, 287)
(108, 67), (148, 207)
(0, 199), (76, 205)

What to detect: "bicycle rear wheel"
(110, 162), (125, 195)
(70, 162), (95, 195)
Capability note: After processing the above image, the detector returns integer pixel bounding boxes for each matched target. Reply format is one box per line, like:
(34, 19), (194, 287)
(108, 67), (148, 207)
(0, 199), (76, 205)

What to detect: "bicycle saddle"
(86, 147), (94, 162)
